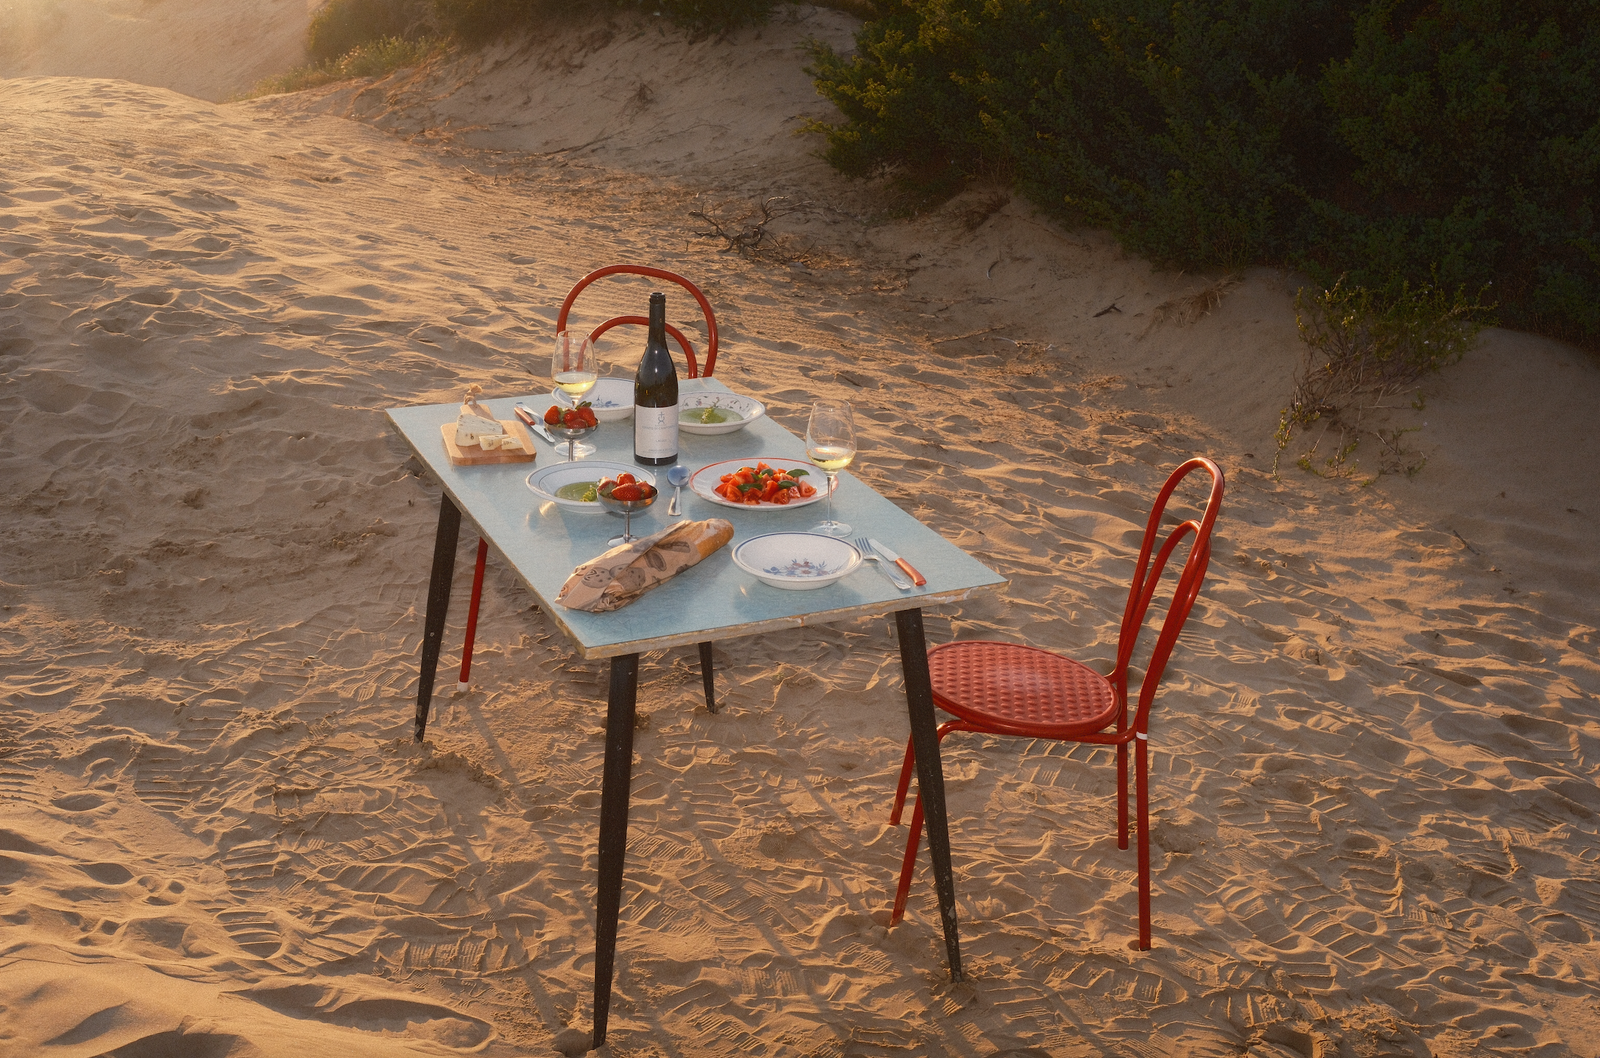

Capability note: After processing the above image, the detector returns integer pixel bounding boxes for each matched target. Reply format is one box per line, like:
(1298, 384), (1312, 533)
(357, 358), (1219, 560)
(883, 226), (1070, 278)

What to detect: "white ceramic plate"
(527, 461), (655, 513)
(552, 377), (634, 421)
(689, 457), (831, 511)
(732, 532), (861, 590)
(678, 392), (766, 435)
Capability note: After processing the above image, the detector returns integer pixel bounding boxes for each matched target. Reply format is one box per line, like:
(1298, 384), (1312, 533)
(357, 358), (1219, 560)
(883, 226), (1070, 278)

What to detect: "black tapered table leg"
(593, 652), (639, 1049)
(896, 607), (964, 981)
(697, 641), (716, 713)
(414, 495), (461, 743)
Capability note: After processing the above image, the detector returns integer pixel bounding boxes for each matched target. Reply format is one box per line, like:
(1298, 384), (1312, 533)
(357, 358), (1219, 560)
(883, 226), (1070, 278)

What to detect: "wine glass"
(552, 331), (598, 460)
(806, 399), (856, 536)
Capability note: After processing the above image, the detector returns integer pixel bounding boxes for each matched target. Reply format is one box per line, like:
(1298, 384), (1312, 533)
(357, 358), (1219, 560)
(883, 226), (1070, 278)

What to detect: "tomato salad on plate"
(689, 457), (832, 511)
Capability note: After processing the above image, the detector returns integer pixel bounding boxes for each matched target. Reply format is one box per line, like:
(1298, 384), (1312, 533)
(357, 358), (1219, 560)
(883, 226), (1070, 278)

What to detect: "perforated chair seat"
(928, 641), (1117, 738)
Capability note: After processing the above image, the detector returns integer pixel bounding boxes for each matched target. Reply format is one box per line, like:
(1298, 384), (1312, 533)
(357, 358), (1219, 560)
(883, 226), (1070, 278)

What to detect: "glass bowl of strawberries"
(596, 472), (659, 544)
(543, 401), (599, 462)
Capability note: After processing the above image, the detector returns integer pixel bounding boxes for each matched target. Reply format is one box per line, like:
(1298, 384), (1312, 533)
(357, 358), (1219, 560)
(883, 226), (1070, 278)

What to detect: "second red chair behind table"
(456, 265), (722, 707)
(888, 457), (1224, 950)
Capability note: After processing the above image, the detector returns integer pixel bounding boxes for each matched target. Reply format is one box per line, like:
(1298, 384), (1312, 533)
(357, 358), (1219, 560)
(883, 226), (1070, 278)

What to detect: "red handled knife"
(868, 538), (926, 586)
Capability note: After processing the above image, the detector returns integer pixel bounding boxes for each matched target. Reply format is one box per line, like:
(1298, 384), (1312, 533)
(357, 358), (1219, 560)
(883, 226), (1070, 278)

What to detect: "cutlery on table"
(666, 464), (690, 517)
(868, 538), (927, 586)
(857, 538), (913, 590)
(514, 403), (558, 445)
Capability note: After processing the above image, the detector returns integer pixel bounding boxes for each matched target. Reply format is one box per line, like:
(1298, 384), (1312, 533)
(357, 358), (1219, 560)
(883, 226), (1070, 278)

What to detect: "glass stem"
(825, 471), (838, 525)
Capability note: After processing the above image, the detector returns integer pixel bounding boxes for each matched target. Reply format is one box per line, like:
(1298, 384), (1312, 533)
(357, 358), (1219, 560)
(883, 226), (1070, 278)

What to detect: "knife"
(869, 539), (926, 586)
(514, 402), (558, 445)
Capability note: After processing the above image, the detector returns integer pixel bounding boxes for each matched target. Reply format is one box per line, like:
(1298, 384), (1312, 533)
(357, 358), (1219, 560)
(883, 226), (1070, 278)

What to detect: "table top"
(387, 380), (1007, 659)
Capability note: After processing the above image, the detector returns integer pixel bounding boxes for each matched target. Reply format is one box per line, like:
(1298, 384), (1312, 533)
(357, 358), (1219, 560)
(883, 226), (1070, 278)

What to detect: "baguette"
(557, 518), (734, 612)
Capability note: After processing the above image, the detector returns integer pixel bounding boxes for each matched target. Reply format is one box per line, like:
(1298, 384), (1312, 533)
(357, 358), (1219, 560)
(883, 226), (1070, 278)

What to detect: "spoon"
(666, 464), (690, 517)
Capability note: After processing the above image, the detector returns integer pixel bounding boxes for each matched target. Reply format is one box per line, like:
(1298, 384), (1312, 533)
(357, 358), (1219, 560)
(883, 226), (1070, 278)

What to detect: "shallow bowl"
(678, 391), (766, 435)
(552, 377), (634, 422)
(527, 461), (655, 513)
(731, 532), (861, 590)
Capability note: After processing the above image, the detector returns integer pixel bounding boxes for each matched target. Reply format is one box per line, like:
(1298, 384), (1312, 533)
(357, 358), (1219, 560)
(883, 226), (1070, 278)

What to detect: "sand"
(2, 6), (1599, 1057)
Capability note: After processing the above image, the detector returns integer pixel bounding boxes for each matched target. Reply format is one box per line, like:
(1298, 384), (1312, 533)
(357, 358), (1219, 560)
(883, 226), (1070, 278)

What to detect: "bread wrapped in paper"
(557, 519), (734, 613)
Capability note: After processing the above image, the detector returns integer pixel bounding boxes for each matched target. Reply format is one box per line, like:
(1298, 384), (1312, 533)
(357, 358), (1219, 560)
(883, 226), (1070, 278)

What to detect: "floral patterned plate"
(731, 532), (861, 590)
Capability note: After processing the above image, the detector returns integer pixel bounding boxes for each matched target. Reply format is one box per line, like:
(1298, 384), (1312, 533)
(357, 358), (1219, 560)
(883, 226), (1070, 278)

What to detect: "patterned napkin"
(557, 518), (735, 613)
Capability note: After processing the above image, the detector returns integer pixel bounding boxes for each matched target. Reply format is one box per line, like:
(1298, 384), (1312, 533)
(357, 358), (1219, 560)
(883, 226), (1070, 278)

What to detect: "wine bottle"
(633, 291), (679, 466)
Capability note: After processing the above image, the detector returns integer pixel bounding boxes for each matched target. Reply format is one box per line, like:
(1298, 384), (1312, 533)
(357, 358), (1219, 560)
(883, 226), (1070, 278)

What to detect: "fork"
(857, 538), (913, 590)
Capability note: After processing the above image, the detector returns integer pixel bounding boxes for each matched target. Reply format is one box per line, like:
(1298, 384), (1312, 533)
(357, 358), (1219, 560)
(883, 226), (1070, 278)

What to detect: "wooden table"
(387, 381), (1006, 1048)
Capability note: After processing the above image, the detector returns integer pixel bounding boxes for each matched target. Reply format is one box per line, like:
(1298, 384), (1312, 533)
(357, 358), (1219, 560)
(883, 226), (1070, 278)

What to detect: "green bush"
(249, 36), (439, 97)
(808, 0), (1600, 344)
(309, 0), (433, 63)
(430, 0), (777, 43)
(1275, 275), (1491, 477)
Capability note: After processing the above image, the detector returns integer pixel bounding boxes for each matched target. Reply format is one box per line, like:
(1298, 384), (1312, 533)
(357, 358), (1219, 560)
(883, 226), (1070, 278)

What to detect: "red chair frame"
(889, 457), (1224, 950)
(456, 266), (720, 692)
(558, 264), (719, 379)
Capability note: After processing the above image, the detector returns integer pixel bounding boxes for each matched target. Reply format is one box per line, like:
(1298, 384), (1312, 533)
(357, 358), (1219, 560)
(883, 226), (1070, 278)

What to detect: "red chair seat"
(928, 641), (1116, 738)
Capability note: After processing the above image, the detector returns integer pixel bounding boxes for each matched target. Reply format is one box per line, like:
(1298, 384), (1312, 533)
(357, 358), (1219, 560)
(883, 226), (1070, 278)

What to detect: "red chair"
(457, 266), (722, 706)
(888, 457), (1224, 949)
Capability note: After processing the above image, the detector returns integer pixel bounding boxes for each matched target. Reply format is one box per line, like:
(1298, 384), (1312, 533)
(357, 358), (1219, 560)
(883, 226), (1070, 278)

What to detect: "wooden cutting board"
(439, 419), (538, 466)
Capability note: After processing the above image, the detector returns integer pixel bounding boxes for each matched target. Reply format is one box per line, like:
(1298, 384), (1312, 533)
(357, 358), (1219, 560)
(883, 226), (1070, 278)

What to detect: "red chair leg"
(889, 736), (916, 825)
(889, 720), (967, 923)
(1135, 734), (1151, 950)
(458, 537), (489, 689)
(891, 794), (925, 926)
(1116, 739), (1130, 849)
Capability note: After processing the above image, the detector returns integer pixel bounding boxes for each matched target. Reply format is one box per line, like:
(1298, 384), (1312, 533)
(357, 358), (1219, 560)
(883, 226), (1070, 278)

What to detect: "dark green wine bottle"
(633, 292), (679, 466)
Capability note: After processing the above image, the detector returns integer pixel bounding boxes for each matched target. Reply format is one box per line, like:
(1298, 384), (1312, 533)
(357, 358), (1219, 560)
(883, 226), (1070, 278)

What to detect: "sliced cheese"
(454, 410), (505, 447)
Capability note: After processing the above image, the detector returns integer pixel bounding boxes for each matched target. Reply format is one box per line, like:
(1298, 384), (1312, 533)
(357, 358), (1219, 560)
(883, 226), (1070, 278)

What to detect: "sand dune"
(3, 7), (1600, 1057)
(0, 0), (315, 101)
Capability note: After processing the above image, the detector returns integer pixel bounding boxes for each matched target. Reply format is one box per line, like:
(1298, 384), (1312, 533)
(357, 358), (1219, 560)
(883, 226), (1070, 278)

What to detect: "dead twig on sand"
(689, 195), (804, 255)
(1139, 274), (1240, 337)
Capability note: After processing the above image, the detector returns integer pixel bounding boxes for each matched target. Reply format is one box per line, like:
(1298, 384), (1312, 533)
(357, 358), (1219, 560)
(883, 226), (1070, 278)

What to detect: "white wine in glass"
(806, 399), (856, 536)
(552, 331), (597, 460)
(553, 331), (598, 399)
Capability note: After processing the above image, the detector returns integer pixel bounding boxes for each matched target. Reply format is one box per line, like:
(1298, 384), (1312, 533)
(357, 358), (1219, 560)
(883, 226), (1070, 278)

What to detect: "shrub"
(431, 0), (777, 43)
(1274, 276), (1492, 477)
(309, 0), (433, 63)
(807, 0), (1600, 344)
(249, 36), (439, 96)
(1315, 0), (1600, 343)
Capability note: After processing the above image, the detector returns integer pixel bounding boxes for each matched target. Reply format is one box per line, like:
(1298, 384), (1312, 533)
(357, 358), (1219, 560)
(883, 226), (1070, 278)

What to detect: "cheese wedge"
(454, 410), (505, 447)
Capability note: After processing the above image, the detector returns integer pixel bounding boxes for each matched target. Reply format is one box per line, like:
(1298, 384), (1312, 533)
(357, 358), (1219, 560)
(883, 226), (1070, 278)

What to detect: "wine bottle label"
(634, 404), (679, 459)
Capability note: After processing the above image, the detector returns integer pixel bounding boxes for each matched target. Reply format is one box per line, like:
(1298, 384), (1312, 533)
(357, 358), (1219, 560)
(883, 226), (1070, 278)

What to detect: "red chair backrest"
(555, 264), (719, 379)
(1110, 457), (1225, 733)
